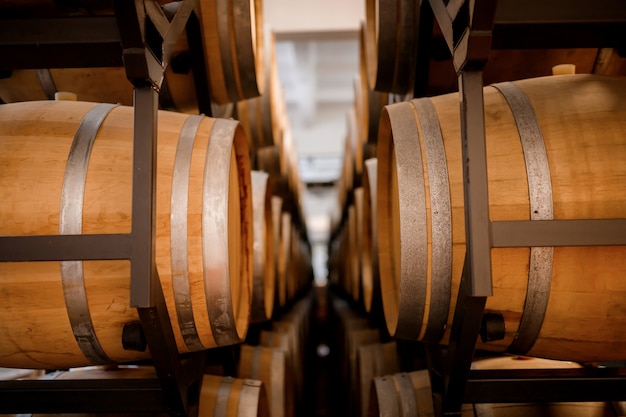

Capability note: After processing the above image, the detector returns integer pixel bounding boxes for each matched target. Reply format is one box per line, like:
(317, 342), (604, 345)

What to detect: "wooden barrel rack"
(412, 1), (626, 416)
(0, 2), (227, 416)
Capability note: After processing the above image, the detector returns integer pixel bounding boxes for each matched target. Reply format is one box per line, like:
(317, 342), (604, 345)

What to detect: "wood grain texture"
(0, 100), (253, 369)
(199, 374), (270, 417)
(377, 75), (626, 362)
(237, 344), (294, 417)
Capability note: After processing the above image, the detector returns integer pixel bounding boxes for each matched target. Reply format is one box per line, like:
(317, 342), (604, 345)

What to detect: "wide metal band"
(251, 171), (269, 322)
(214, 376), (234, 417)
(216, 0), (241, 102)
(271, 196), (283, 306)
(493, 82), (554, 355)
(203, 118), (241, 346)
(171, 114), (205, 351)
(363, 158), (379, 313)
(373, 376), (400, 417)
(239, 379), (263, 417)
(392, 373), (418, 417)
(60, 103), (118, 365)
(36, 69), (57, 100)
(388, 103), (428, 339)
(271, 350), (285, 417)
(411, 98), (452, 343)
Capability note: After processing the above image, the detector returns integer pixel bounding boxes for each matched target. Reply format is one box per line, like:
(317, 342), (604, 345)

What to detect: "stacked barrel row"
(328, 0), (626, 416)
(237, 293), (313, 417)
(0, 2), (313, 417)
(234, 29), (314, 314)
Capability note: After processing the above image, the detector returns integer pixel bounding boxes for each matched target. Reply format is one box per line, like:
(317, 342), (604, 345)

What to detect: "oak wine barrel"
(0, 100), (253, 369)
(377, 74), (626, 362)
(200, 374), (270, 417)
(250, 171), (275, 323)
(237, 344), (295, 417)
(369, 356), (616, 417)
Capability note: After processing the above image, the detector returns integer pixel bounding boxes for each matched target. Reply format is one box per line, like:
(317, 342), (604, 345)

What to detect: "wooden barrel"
(0, 68), (135, 106)
(259, 330), (300, 405)
(357, 341), (399, 417)
(364, 0), (417, 94)
(0, 100), (253, 369)
(345, 327), (380, 416)
(0, 3), (196, 113)
(277, 211), (292, 308)
(377, 74), (626, 362)
(361, 158), (383, 318)
(236, 30), (284, 152)
(271, 320), (304, 398)
(347, 204), (360, 303)
(196, 0), (265, 104)
(255, 146), (285, 176)
(200, 374), (270, 417)
(237, 344), (295, 417)
(250, 171), (275, 323)
(357, 22), (389, 145)
(270, 196), (284, 311)
(369, 357), (616, 417)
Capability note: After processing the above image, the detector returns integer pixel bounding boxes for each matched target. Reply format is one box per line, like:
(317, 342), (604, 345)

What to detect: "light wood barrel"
(250, 171), (275, 323)
(364, 0), (417, 94)
(259, 330), (300, 405)
(200, 374), (270, 417)
(357, 341), (399, 417)
(237, 344), (295, 417)
(361, 158), (383, 318)
(347, 204), (360, 303)
(0, 68), (134, 106)
(277, 211), (292, 307)
(377, 74), (626, 362)
(270, 196), (284, 311)
(0, 4), (197, 113)
(271, 320), (303, 400)
(0, 100), (253, 369)
(197, 0), (265, 104)
(357, 22), (389, 145)
(345, 327), (380, 416)
(236, 30), (284, 152)
(369, 357), (615, 417)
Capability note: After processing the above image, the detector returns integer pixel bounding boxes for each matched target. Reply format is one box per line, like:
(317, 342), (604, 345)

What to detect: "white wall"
(264, 0), (364, 34)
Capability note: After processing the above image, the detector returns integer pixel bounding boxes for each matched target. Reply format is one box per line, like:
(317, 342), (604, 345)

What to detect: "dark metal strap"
(171, 114), (205, 351)
(412, 98), (452, 343)
(203, 118), (241, 346)
(60, 103), (118, 365)
(36, 69), (57, 100)
(492, 82), (554, 355)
